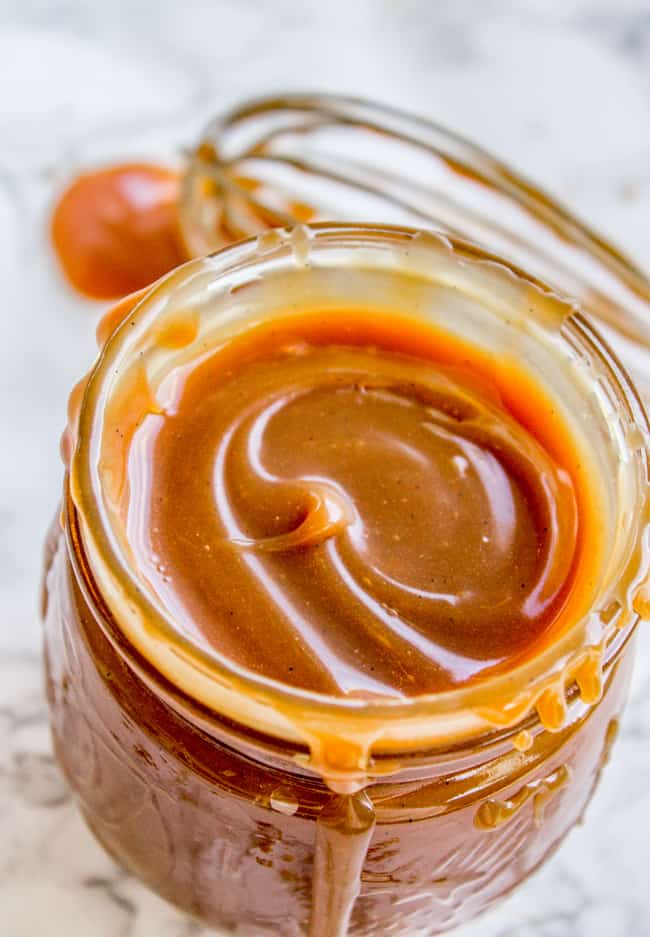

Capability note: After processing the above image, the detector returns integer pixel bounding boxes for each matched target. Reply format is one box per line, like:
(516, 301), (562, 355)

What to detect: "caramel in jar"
(44, 226), (650, 936)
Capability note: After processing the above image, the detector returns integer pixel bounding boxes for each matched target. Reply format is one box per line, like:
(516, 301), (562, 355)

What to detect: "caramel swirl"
(124, 313), (580, 699)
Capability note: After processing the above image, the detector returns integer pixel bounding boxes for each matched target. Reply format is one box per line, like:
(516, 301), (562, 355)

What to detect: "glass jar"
(43, 221), (649, 937)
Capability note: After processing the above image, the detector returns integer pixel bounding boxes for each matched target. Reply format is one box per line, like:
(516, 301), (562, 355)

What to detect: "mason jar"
(43, 218), (649, 937)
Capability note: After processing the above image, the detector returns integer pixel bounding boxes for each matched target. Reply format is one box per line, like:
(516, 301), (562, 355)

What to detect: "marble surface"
(1, 1), (650, 935)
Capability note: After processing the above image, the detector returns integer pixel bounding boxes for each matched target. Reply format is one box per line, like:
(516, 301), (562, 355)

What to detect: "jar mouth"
(69, 223), (650, 770)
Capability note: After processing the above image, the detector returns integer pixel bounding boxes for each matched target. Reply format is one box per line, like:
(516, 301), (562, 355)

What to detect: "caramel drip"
(634, 587), (650, 619)
(62, 290), (148, 472)
(60, 374), (88, 467)
(289, 224), (312, 265)
(309, 792), (376, 937)
(512, 730), (534, 752)
(154, 309), (200, 350)
(600, 717), (620, 768)
(96, 289), (149, 347)
(474, 764), (570, 830)
(574, 649), (604, 705)
(257, 229), (285, 255)
(535, 684), (568, 732)
(101, 361), (164, 512)
(478, 645), (605, 736)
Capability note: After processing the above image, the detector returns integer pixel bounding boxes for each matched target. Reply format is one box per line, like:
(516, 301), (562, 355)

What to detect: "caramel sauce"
(512, 730), (534, 752)
(119, 308), (598, 700)
(310, 792), (375, 937)
(51, 164), (187, 300)
(44, 115), (648, 935)
(48, 289), (637, 935)
(474, 764), (570, 830)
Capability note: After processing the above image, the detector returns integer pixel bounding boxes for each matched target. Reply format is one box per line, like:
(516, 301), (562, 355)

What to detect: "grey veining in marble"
(1, 1), (649, 935)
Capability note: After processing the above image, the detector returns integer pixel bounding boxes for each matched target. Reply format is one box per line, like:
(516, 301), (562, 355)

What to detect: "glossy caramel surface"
(123, 310), (584, 698)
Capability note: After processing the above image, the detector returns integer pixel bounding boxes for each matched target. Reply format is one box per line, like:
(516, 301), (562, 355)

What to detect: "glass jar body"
(43, 517), (634, 937)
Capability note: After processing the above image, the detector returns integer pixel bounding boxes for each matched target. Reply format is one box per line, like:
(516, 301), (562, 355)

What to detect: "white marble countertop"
(1, 1), (650, 935)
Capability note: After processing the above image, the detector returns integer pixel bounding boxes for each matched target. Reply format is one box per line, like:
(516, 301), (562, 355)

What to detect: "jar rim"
(69, 222), (650, 773)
